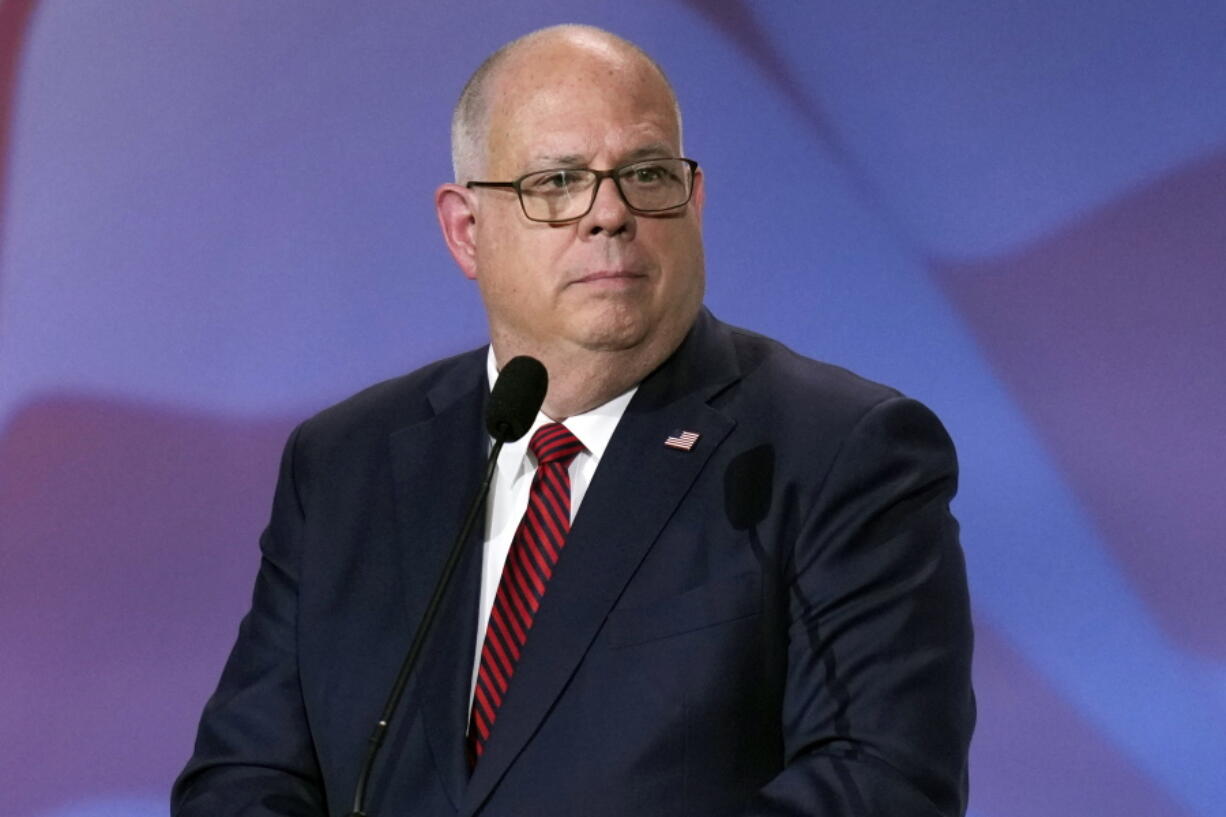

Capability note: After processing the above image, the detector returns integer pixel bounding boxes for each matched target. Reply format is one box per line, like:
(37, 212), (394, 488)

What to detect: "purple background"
(2, 2), (1223, 816)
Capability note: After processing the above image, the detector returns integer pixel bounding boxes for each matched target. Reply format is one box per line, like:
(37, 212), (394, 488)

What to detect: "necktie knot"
(529, 423), (583, 467)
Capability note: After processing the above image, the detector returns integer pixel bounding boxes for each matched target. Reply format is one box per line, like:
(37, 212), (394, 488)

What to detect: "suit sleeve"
(746, 396), (975, 817)
(172, 423), (329, 817)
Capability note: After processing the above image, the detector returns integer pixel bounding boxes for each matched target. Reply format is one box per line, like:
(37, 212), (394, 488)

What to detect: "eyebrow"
(531, 154), (587, 169)
(622, 143), (675, 162)
(527, 143), (677, 171)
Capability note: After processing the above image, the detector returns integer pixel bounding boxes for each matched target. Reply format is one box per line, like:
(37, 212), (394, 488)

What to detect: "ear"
(690, 166), (706, 223)
(435, 183), (479, 280)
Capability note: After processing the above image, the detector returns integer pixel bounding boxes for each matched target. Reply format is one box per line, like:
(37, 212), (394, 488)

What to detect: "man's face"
(468, 43), (705, 365)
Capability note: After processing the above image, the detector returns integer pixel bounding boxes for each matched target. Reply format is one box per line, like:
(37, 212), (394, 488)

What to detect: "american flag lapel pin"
(664, 429), (700, 451)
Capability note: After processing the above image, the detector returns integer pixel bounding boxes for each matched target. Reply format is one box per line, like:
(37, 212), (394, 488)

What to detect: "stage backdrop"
(2, 2), (1223, 816)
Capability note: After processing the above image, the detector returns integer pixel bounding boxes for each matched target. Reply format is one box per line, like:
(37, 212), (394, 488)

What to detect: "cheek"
(476, 219), (523, 289)
(476, 233), (567, 322)
(480, 205), (562, 261)
(652, 227), (704, 288)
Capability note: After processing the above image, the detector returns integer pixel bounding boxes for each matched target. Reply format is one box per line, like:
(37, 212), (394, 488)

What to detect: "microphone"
(347, 355), (548, 816)
(487, 355), (548, 442)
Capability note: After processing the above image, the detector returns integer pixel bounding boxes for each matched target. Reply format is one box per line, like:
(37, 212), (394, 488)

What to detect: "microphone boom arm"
(347, 438), (505, 817)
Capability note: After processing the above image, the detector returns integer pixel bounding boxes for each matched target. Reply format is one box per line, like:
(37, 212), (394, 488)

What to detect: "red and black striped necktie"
(468, 422), (584, 765)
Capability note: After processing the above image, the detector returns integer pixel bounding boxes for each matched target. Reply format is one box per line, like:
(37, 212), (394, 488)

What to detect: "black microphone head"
(486, 355), (548, 443)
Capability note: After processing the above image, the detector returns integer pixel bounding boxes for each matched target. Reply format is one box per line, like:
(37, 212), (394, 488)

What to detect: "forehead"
(485, 40), (680, 172)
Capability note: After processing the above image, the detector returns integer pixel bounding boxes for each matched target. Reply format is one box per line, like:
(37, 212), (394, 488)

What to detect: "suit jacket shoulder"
(293, 345), (488, 466)
(695, 315), (952, 489)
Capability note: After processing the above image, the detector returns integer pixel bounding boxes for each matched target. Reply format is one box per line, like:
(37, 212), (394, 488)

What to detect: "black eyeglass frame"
(466, 158), (699, 223)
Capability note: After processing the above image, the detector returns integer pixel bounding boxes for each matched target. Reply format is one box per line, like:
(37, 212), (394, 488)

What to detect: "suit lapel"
(461, 312), (741, 815)
(387, 353), (489, 809)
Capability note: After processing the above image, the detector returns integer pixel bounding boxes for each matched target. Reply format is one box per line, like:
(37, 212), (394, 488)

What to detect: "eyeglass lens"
(519, 159), (693, 222)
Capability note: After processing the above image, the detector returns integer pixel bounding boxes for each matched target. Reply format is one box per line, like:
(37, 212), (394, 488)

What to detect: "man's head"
(435, 25), (705, 414)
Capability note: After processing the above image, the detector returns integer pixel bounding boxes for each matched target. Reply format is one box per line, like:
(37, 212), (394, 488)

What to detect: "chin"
(576, 327), (648, 352)
(572, 312), (652, 352)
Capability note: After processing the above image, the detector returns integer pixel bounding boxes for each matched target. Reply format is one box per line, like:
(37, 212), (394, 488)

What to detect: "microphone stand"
(346, 435), (506, 817)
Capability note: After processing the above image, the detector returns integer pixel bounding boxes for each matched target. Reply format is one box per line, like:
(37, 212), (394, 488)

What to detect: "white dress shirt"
(468, 349), (637, 711)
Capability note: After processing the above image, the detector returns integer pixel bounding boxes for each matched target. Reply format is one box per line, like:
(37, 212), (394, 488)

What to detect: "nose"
(582, 175), (635, 239)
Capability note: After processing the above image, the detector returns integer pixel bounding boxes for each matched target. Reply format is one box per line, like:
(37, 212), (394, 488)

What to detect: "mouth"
(571, 270), (648, 286)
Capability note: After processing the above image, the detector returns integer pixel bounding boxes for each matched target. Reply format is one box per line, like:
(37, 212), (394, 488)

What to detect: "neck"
(492, 331), (687, 420)
(537, 349), (646, 419)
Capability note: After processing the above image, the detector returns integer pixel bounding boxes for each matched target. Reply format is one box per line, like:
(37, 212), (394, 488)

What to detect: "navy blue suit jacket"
(173, 310), (975, 816)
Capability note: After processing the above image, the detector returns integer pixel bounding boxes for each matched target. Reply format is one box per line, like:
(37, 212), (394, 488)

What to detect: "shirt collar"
(486, 347), (637, 467)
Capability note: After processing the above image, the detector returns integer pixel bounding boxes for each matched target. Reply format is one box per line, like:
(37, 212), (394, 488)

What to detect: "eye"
(527, 170), (580, 191)
(628, 164), (665, 183)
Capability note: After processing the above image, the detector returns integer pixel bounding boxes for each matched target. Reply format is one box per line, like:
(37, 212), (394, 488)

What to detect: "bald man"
(174, 25), (974, 817)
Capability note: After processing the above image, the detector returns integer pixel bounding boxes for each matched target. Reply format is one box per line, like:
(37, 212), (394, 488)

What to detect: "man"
(174, 24), (974, 817)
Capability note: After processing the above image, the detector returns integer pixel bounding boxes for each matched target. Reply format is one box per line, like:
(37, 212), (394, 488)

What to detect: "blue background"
(2, 2), (1223, 815)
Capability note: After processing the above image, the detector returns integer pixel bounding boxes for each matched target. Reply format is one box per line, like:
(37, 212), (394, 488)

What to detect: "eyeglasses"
(466, 158), (699, 223)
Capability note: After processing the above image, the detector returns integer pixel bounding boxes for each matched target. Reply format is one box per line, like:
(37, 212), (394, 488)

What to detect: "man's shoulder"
(297, 345), (486, 446)
(719, 320), (901, 418)
(711, 318), (956, 474)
